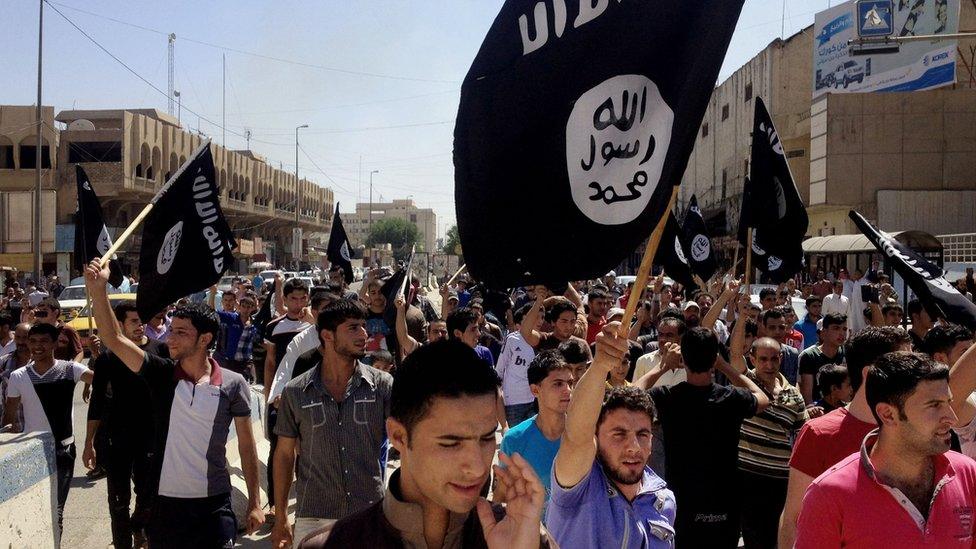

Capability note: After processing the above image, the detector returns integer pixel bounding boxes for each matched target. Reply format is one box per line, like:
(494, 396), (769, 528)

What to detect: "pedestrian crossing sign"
(856, 0), (894, 38)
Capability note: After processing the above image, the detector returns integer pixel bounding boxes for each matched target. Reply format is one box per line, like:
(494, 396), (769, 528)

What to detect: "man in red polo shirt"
(796, 351), (976, 548)
(778, 326), (911, 547)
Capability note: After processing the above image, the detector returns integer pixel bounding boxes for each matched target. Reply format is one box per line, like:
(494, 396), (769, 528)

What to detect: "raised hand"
(478, 452), (544, 549)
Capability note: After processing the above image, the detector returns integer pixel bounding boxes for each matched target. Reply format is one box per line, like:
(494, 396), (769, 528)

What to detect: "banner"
(327, 204), (354, 284)
(73, 166), (124, 288)
(136, 142), (236, 322)
(681, 194), (717, 282)
(655, 212), (696, 290)
(739, 97), (808, 283)
(850, 210), (976, 330)
(812, 0), (959, 99)
(455, 0), (745, 288)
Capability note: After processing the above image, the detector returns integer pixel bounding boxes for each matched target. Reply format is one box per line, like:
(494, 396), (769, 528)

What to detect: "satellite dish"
(68, 119), (95, 131)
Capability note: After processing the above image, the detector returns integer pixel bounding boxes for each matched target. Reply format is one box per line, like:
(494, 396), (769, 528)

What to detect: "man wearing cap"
(681, 301), (702, 328)
(797, 313), (848, 404)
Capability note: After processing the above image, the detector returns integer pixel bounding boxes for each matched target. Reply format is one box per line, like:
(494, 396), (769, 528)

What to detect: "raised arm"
(394, 294), (419, 356)
(702, 279), (741, 331)
(519, 292), (544, 348)
(84, 260), (145, 373)
(948, 340), (976, 426)
(633, 342), (682, 390)
(719, 297), (770, 412)
(554, 322), (628, 489)
(274, 273), (286, 316)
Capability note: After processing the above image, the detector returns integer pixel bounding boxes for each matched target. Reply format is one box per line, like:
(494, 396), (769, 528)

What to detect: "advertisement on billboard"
(813, 0), (959, 99)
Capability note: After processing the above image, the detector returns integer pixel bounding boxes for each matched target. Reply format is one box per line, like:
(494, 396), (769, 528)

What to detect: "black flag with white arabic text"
(327, 204), (354, 284)
(681, 194), (717, 282)
(850, 210), (976, 330)
(137, 142), (236, 322)
(74, 165), (124, 288)
(655, 211), (696, 290)
(455, 0), (746, 288)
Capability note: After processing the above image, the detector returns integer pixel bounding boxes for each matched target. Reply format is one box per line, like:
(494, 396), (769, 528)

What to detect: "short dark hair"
(0, 312), (13, 328)
(527, 350), (571, 386)
(658, 308), (684, 323)
(681, 327), (719, 373)
(759, 288), (777, 301)
(310, 291), (339, 312)
(923, 323), (974, 358)
(370, 349), (393, 364)
(317, 298), (366, 332)
(881, 302), (904, 316)
(390, 340), (500, 440)
(657, 316), (687, 336)
(446, 307), (478, 339)
(816, 363), (849, 399)
(545, 299), (578, 323)
(113, 300), (140, 323)
(27, 323), (59, 340)
(805, 296), (823, 308)
(283, 278), (308, 297)
(759, 308), (785, 326)
(866, 351), (949, 424)
(587, 288), (610, 302)
(598, 386), (656, 427)
(845, 326), (912, 392)
(822, 312), (847, 330)
(743, 319), (759, 338)
(513, 304), (532, 326)
(171, 302), (220, 349)
(38, 296), (61, 311)
(558, 338), (592, 364)
(906, 298), (925, 319)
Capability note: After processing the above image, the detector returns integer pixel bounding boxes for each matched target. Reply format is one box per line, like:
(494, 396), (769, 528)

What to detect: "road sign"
(857, 0), (894, 38)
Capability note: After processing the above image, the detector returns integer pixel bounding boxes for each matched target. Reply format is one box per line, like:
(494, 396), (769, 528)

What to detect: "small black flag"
(326, 204), (354, 284)
(74, 166), (124, 288)
(850, 210), (976, 330)
(455, 0), (746, 288)
(681, 194), (717, 282)
(655, 212), (697, 291)
(136, 142), (236, 322)
(739, 97), (808, 283)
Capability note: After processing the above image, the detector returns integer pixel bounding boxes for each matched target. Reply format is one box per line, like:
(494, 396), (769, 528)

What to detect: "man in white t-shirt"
(822, 280), (850, 320)
(496, 304), (537, 427)
(2, 323), (93, 539)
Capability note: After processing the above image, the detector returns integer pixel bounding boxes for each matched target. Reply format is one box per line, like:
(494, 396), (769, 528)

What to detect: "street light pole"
(174, 90), (181, 126)
(369, 169), (378, 267)
(295, 124), (308, 268)
(34, 0), (43, 281)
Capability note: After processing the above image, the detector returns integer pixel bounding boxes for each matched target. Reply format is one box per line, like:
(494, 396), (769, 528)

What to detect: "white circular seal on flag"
(691, 235), (710, 262)
(156, 221), (183, 275)
(339, 241), (351, 262)
(674, 236), (688, 265)
(566, 75), (674, 226)
(768, 256), (783, 271)
(752, 239), (766, 255)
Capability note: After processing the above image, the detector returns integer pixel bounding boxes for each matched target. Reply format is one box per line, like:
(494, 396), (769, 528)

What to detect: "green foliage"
(442, 224), (462, 257)
(366, 218), (419, 261)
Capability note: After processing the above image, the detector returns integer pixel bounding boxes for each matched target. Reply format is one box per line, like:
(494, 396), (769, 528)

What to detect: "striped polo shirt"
(738, 370), (809, 479)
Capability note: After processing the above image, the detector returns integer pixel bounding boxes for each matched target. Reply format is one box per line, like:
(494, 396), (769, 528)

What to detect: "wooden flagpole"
(617, 185), (681, 338)
(731, 242), (740, 279)
(744, 228), (754, 295)
(98, 140), (211, 267)
(446, 264), (467, 286)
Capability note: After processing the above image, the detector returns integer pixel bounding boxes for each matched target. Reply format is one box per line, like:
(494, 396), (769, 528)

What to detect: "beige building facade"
(344, 199), (437, 254)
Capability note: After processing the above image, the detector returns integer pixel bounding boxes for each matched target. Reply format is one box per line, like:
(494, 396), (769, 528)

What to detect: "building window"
(19, 145), (52, 169)
(721, 104), (729, 121)
(744, 83), (753, 102)
(410, 214), (417, 223)
(721, 169), (728, 200)
(786, 149), (805, 158)
(701, 123), (709, 139)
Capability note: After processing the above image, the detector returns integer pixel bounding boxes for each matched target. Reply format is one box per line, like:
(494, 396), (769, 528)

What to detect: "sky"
(1, 0), (836, 240)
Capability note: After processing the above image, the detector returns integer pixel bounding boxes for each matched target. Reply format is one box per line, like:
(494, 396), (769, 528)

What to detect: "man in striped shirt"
(736, 330), (808, 548)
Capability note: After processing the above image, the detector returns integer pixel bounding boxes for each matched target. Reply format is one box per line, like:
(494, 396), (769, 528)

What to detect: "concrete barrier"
(0, 431), (58, 548)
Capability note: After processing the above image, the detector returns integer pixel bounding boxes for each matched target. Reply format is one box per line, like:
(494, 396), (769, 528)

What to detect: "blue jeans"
(505, 402), (536, 428)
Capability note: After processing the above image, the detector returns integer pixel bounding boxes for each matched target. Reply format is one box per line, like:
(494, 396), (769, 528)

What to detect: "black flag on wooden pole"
(74, 166), (125, 288)
(681, 194), (717, 282)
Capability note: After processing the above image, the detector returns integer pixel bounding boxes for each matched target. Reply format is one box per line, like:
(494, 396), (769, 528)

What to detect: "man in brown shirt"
(299, 340), (550, 549)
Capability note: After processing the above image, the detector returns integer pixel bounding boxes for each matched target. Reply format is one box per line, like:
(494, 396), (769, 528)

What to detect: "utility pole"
(245, 128), (251, 151)
(168, 33), (176, 115)
(34, 0), (43, 281)
(295, 124), (308, 267)
(369, 169), (378, 266)
(174, 90), (181, 126)
(222, 54), (226, 147)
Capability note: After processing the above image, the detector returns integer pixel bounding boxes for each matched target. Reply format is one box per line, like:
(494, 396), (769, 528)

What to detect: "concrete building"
(344, 198), (437, 254)
(680, 3), (976, 268)
(0, 105), (335, 278)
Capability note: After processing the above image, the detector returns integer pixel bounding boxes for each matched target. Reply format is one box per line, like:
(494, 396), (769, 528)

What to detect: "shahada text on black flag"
(74, 165), (125, 288)
(137, 141), (236, 322)
(454, 0), (745, 288)
(655, 211), (696, 291)
(681, 194), (717, 282)
(850, 210), (976, 330)
(327, 204), (355, 284)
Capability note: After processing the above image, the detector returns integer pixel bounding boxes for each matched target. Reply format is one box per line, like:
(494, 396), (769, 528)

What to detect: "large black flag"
(850, 210), (976, 330)
(739, 97), (808, 283)
(681, 194), (717, 281)
(655, 211), (696, 290)
(74, 166), (124, 288)
(137, 142), (236, 322)
(327, 204), (354, 284)
(455, 0), (746, 288)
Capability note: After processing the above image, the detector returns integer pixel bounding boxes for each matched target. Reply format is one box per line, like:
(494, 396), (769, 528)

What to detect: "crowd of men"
(3, 260), (976, 548)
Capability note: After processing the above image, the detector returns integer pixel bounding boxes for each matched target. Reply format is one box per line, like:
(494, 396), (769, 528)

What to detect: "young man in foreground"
(298, 340), (549, 548)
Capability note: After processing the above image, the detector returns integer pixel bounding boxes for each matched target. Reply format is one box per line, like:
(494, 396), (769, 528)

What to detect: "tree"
(442, 224), (462, 257)
(366, 218), (418, 261)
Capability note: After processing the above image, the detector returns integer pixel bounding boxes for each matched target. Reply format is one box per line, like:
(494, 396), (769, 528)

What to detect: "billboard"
(813, 0), (959, 99)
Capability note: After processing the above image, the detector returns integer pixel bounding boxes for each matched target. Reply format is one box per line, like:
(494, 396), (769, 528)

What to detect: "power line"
(48, 0), (459, 85)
